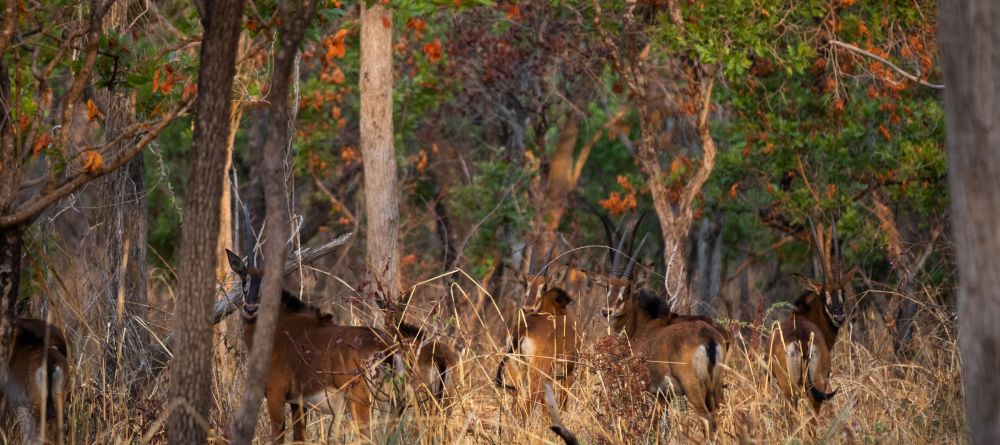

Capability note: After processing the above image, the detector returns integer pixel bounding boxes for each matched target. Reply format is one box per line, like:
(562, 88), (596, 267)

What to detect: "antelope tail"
(494, 345), (518, 392)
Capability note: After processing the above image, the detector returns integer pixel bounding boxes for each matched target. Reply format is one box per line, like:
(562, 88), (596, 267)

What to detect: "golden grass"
(3, 273), (968, 445)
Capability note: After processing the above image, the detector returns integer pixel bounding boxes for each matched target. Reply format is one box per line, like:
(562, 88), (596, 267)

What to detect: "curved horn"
(243, 206), (255, 268)
(582, 200), (619, 268)
(807, 217), (828, 282)
(831, 217), (841, 281)
(628, 210), (649, 255)
(542, 239), (557, 273)
(610, 226), (629, 278)
(623, 233), (649, 280)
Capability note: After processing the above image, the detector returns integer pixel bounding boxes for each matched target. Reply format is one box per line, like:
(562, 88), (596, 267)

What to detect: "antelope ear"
(840, 266), (858, 285)
(226, 249), (246, 275)
(555, 289), (573, 306)
(549, 265), (568, 286)
(582, 270), (607, 287)
(792, 273), (822, 293)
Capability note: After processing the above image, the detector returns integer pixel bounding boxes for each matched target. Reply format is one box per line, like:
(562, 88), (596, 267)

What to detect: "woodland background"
(0, 0), (984, 443)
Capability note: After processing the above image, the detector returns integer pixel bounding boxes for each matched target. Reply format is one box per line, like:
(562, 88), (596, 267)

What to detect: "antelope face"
(523, 274), (547, 314)
(822, 285), (847, 327)
(226, 249), (262, 315)
(598, 276), (632, 322)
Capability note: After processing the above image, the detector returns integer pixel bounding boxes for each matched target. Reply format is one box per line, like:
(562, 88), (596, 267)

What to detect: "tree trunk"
(166, 0), (244, 442)
(0, 56), (19, 383)
(228, 1), (314, 442)
(360, 3), (399, 299)
(0, 225), (23, 381)
(939, 3), (1000, 443)
(97, 0), (152, 387)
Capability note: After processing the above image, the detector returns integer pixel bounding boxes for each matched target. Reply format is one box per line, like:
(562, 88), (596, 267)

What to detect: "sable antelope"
(2, 318), (70, 445)
(395, 322), (458, 413)
(226, 209), (403, 442)
(769, 219), (855, 413)
(226, 209), (455, 441)
(495, 243), (580, 423)
(593, 225), (726, 431)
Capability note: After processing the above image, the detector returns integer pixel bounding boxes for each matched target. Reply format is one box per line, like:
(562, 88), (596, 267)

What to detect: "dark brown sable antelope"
(226, 210), (453, 442)
(769, 219), (855, 413)
(495, 242), (580, 422)
(594, 227), (727, 431)
(2, 318), (70, 445)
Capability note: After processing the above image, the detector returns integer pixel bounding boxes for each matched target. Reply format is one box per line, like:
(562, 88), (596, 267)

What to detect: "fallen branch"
(829, 40), (944, 90)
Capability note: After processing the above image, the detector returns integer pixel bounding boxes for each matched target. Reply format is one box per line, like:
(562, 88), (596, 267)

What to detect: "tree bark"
(360, 3), (400, 299)
(95, 0), (153, 392)
(228, 1), (314, 442)
(939, 2), (1000, 443)
(166, 0), (244, 442)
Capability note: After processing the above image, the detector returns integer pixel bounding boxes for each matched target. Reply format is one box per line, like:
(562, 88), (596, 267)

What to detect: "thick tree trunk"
(166, 0), (244, 442)
(939, 2), (1000, 443)
(228, 1), (314, 442)
(360, 3), (399, 299)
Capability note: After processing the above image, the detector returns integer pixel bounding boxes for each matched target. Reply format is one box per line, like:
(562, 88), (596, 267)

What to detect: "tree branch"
(0, 98), (193, 228)
(829, 40), (944, 90)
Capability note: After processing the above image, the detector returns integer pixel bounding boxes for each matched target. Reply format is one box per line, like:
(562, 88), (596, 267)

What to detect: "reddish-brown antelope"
(594, 226), (727, 431)
(2, 318), (70, 445)
(496, 243), (580, 423)
(769, 219), (855, 413)
(226, 209), (454, 442)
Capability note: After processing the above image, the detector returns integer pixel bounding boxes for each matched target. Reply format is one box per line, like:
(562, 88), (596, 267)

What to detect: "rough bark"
(0, 57), (18, 383)
(939, 2), (1000, 443)
(228, 1), (314, 442)
(360, 3), (400, 299)
(95, 0), (153, 393)
(166, 0), (244, 442)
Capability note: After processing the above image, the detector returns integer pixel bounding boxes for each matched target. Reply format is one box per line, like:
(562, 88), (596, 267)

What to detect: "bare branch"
(829, 40), (944, 90)
(0, 98), (193, 228)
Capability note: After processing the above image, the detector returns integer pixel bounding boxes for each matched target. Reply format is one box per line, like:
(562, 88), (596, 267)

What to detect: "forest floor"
(18, 278), (967, 445)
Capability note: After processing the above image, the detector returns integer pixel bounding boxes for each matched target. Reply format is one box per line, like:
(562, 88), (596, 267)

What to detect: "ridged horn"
(623, 233), (649, 281)
(610, 226), (629, 278)
(831, 216), (841, 282)
(807, 217), (828, 282)
(243, 205), (255, 268)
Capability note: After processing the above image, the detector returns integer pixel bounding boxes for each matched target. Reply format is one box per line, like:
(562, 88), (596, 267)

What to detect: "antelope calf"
(396, 322), (458, 412)
(769, 219), (855, 413)
(496, 245), (579, 423)
(2, 318), (70, 445)
(595, 226), (726, 431)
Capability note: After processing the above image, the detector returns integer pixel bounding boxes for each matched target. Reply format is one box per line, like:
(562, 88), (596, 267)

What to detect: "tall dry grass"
(2, 270), (967, 444)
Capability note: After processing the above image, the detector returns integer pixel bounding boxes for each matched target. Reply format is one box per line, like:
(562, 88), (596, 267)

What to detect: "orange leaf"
(382, 16), (391, 29)
(729, 182), (739, 199)
(152, 68), (161, 92)
(32, 133), (51, 157)
(331, 106), (342, 119)
(331, 67), (346, 84)
(82, 150), (103, 173)
(422, 39), (443, 63)
(86, 99), (102, 121)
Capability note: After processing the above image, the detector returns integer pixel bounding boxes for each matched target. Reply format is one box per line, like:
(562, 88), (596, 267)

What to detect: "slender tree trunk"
(97, 0), (152, 388)
(939, 2), (1000, 443)
(360, 3), (399, 299)
(228, 1), (314, 442)
(166, 0), (244, 442)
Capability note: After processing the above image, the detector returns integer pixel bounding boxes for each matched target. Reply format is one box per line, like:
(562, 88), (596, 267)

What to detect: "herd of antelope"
(0, 202), (857, 443)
